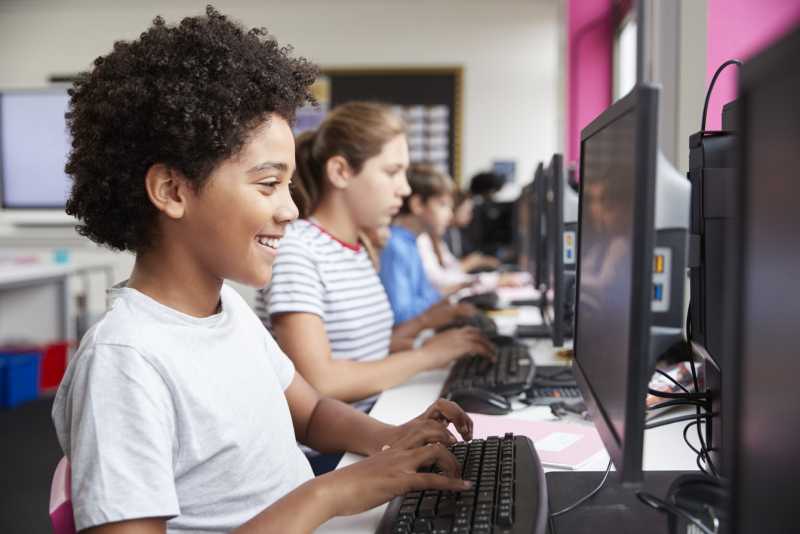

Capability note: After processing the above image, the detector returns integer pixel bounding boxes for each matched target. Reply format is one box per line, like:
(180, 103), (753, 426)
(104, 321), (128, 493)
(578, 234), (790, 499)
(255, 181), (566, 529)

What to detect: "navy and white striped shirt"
(256, 218), (394, 412)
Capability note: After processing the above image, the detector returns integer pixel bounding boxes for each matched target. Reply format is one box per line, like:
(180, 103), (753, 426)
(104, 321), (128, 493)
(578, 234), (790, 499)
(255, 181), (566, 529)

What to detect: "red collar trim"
(306, 219), (363, 252)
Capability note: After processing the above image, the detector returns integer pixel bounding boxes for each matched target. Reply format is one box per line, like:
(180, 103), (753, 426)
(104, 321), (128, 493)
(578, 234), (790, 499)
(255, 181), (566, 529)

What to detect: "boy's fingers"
(392, 421), (457, 451)
(423, 399), (473, 441)
(411, 473), (472, 492)
(408, 443), (462, 479)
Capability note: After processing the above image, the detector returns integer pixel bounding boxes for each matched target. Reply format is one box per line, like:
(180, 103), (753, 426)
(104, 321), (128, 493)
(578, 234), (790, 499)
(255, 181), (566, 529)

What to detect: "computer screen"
(573, 83), (660, 485)
(515, 181), (533, 274)
(543, 154), (567, 346)
(530, 164), (546, 289)
(725, 25), (800, 533)
(0, 89), (72, 209)
(515, 163), (546, 288)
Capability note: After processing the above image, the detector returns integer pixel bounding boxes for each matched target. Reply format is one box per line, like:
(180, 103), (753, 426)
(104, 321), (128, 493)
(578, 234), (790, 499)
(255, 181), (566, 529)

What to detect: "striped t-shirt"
(256, 218), (394, 412)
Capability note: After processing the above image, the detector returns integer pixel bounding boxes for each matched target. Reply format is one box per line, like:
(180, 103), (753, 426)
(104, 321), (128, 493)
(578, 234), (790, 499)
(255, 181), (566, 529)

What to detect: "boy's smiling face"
(180, 114), (299, 289)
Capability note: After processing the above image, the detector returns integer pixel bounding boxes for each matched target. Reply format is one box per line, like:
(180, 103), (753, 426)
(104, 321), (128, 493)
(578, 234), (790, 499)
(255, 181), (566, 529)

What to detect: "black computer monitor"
(515, 180), (534, 275)
(529, 163), (546, 289)
(542, 154), (575, 347)
(572, 83), (660, 485)
(723, 25), (800, 534)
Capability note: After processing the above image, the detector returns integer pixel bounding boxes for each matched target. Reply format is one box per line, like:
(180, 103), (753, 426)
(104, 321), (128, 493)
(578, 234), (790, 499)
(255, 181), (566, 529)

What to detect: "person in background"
(363, 224), (477, 352)
(52, 9), (475, 534)
(256, 102), (495, 469)
(391, 164), (525, 299)
(466, 170), (506, 257)
(445, 190), (502, 273)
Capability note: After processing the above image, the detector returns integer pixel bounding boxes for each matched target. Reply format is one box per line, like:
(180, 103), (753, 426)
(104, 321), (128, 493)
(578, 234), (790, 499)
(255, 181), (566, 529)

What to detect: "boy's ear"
(408, 193), (426, 216)
(325, 155), (354, 190)
(144, 163), (190, 219)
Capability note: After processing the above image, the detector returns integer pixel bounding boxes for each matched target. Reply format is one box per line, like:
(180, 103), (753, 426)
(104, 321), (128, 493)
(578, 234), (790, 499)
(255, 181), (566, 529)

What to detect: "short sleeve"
(52, 344), (179, 531)
(380, 234), (436, 324)
(259, 235), (326, 320)
(262, 331), (297, 391)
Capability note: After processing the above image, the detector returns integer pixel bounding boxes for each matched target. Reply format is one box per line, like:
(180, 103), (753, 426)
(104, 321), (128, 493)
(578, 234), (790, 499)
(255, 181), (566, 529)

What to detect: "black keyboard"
(376, 434), (548, 534)
(458, 292), (500, 311)
(440, 313), (498, 337)
(441, 344), (535, 398)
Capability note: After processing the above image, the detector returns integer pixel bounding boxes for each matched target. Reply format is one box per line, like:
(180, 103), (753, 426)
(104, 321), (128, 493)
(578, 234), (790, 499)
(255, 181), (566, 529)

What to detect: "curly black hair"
(65, 5), (319, 252)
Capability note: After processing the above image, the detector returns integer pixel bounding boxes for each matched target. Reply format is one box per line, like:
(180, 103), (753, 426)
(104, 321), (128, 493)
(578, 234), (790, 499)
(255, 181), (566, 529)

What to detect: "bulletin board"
(323, 68), (463, 186)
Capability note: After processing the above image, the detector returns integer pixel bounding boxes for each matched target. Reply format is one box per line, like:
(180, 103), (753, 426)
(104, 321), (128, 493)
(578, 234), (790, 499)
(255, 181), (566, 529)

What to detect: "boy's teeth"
(256, 236), (279, 248)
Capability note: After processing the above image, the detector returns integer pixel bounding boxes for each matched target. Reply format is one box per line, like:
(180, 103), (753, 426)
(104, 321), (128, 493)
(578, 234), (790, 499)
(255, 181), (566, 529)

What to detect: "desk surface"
(0, 257), (114, 287)
(314, 320), (701, 534)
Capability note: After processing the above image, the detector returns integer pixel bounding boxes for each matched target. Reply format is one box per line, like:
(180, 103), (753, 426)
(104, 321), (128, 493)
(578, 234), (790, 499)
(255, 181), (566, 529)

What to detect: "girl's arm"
(389, 301), (478, 352)
(271, 312), (494, 403)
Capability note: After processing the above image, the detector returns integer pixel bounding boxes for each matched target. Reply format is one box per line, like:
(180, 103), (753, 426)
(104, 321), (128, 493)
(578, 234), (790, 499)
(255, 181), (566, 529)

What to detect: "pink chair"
(50, 456), (77, 534)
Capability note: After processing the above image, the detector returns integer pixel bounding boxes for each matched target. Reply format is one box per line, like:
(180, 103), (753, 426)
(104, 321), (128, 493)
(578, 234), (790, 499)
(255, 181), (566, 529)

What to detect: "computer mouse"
(445, 388), (513, 416)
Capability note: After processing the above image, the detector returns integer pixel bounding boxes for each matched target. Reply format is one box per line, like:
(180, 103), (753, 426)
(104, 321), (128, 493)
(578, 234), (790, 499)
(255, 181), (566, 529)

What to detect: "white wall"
(0, 0), (560, 188)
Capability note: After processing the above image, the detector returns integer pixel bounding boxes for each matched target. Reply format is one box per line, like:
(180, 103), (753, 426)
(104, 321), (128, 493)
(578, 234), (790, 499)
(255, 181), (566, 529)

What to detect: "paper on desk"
(448, 413), (606, 470)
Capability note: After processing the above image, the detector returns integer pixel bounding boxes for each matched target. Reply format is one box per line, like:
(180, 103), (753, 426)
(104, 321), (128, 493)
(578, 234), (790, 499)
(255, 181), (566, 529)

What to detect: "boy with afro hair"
(53, 7), (473, 534)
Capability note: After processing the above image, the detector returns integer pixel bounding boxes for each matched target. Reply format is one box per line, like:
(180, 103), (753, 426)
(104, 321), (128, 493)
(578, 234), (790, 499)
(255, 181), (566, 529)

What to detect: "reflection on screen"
(576, 110), (636, 446)
(517, 184), (532, 273)
(1, 91), (71, 208)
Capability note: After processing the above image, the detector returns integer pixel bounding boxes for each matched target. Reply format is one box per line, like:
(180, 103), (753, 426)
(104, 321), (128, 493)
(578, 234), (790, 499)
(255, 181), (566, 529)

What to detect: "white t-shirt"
(256, 218), (394, 412)
(52, 283), (314, 534)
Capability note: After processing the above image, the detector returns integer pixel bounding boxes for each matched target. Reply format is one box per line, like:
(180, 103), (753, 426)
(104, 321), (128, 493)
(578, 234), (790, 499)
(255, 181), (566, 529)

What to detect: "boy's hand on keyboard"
(320, 434), (471, 517)
(420, 327), (496, 369)
(371, 398), (473, 454)
(410, 398), (474, 442)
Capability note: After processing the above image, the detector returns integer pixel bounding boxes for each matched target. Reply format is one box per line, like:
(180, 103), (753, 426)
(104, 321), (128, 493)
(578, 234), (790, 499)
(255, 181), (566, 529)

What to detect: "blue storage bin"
(0, 351), (42, 409)
(0, 357), (5, 409)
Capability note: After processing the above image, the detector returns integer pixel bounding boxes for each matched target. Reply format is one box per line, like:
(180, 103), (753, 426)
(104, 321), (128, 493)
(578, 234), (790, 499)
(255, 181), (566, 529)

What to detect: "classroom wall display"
(297, 68), (463, 185)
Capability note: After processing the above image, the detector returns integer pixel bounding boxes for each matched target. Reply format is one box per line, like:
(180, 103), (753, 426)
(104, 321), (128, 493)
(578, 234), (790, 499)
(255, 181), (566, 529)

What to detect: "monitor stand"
(546, 470), (696, 534)
(516, 323), (551, 337)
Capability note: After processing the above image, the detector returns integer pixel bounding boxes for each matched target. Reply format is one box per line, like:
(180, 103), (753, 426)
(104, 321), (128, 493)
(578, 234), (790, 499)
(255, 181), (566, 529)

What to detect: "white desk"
(314, 330), (700, 534)
(0, 259), (115, 344)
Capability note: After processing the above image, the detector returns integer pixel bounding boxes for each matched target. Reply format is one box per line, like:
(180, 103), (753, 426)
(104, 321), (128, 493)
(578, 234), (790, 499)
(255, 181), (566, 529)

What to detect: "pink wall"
(706, 0), (800, 131)
(566, 0), (615, 166)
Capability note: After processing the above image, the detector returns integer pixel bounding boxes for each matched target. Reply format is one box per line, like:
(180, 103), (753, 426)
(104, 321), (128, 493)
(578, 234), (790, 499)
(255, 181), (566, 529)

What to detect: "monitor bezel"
(545, 153), (565, 346)
(572, 83), (660, 486)
(530, 163), (546, 289)
(724, 25), (800, 533)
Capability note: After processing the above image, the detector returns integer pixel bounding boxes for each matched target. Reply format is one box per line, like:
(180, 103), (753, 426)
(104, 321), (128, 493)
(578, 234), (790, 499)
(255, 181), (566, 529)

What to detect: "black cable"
(654, 368), (691, 394)
(682, 421), (704, 457)
(647, 388), (709, 400)
(701, 59), (744, 131)
(686, 308), (720, 477)
(636, 492), (715, 534)
(549, 459), (612, 518)
(646, 399), (708, 411)
(644, 413), (713, 430)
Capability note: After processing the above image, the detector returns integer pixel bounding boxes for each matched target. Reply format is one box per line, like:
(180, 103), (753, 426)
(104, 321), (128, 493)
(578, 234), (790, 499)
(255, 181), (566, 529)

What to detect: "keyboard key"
(413, 519), (432, 532)
(437, 500), (457, 516)
(457, 491), (475, 502)
(400, 505), (417, 517)
(477, 491), (494, 503)
(497, 507), (514, 526)
(418, 496), (438, 518)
